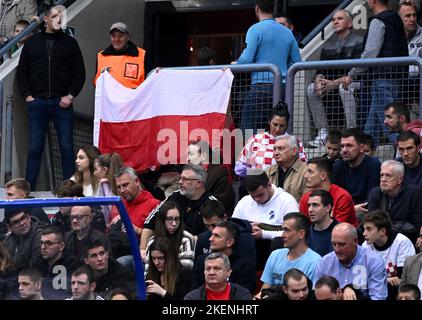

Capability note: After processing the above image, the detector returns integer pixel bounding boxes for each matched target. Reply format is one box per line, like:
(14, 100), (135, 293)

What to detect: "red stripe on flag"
(99, 113), (227, 172)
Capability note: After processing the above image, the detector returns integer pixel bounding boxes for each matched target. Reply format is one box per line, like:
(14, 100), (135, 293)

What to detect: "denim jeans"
(364, 79), (399, 145)
(26, 97), (74, 190)
(240, 83), (284, 134)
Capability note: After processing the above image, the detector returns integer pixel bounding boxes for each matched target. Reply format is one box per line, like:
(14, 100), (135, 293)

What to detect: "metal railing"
(0, 196), (146, 300)
(298, 0), (355, 49)
(285, 56), (422, 160)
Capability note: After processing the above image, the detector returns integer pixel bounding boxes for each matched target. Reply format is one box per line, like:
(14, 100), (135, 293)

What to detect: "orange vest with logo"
(95, 47), (145, 89)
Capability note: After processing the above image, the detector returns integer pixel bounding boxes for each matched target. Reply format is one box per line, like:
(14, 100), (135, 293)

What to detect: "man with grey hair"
(184, 252), (252, 300)
(314, 223), (387, 300)
(140, 164), (218, 260)
(265, 135), (308, 202)
(367, 160), (422, 242)
(307, 9), (364, 147)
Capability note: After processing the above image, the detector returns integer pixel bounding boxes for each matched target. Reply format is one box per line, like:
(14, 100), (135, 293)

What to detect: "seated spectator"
(184, 252), (251, 300)
(258, 213), (320, 298)
(18, 267), (43, 300)
(314, 223), (387, 300)
(83, 240), (134, 298)
(187, 140), (235, 213)
(300, 157), (357, 226)
(261, 268), (314, 300)
(232, 169), (298, 269)
(65, 206), (111, 261)
(110, 167), (160, 238)
(141, 164), (217, 259)
(307, 190), (339, 257)
(314, 275), (344, 300)
(146, 237), (191, 300)
(332, 128), (381, 212)
(367, 160), (422, 242)
(0, 241), (18, 300)
(195, 199), (255, 260)
(107, 287), (134, 300)
(363, 133), (378, 157)
(397, 283), (421, 300)
(4, 178), (50, 224)
(94, 153), (124, 224)
(4, 208), (43, 271)
(33, 226), (80, 299)
(235, 105), (306, 180)
(396, 131), (422, 187)
(322, 130), (342, 165)
(362, 210), (415, 299)
(401, 251), (422, 293)
(0, 0), (36, 45)
(306, 9), (363, 147)
(66, 266), (104, 300)
(144, 201), (195, 274)
(71, 145), (101, 196)
(52, 179), (106, 233)
(192, 220), (256, 293)
(266, 135), (309, 202)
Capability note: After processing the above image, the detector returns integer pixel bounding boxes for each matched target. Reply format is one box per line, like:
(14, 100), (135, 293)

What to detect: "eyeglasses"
(40, 240), (61, 247)
(9, 214), (28, 226)
(165, 217), (181, 223)
(71, 214), (90, 221)
(179, 177), (199, 182)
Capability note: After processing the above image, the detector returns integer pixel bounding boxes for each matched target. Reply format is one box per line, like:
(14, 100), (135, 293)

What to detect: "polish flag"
(94, 69), (234, 172)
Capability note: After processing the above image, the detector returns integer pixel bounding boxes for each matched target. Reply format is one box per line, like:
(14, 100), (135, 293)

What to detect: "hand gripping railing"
(0, 196), (146, 300)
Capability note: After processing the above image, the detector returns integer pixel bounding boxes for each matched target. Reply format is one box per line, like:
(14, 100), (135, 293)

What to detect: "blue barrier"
(0, 196), (146, 300)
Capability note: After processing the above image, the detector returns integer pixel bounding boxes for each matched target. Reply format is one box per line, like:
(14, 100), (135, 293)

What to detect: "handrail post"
(0, 80), (3, 179)
(4, 95), (13, 183)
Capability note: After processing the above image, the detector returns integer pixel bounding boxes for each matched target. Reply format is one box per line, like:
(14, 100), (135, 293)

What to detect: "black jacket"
(184, 282), (252, 300)
(17, 30), (86, 99)
(95, 259), (135, 297)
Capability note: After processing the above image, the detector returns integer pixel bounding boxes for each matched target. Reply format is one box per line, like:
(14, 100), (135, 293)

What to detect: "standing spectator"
(71, 144), (101, 197)
(16, 5), (86, 190)
(275, 15), (301, 42)
(18, 267), (43, 300)
(66, 266), (104, 300)
(94, 22), (145, 89)
(143, 201), (195, 274)
(187, 140), (235, 214)
(196, 47), (216, 66)
(343, 0), (408, 145)
(314, 223), (387, 300)
(0, 0), (36, 44)
(300, 157), (357, 226)
(235, 0), (301, 132)
(184, 252), (252, 300)
(362, 210), (415, 299)
(307, 9), (363, 147)
(265, 135), (309, 202)
(332, 128), (381, 212)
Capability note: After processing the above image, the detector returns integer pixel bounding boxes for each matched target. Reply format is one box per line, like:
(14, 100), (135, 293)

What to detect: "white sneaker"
(308, 128), (328, 148)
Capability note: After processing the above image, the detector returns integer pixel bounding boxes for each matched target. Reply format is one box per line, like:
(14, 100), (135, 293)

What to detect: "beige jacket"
(266, 158), (308, 202)
(0, 0), (37, 39)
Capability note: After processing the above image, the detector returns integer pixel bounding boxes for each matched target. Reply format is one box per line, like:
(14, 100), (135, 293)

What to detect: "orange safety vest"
(94, 47), (145, 89)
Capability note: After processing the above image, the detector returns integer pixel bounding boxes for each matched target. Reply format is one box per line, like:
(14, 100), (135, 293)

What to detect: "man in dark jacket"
(16, 5), (86, 190)
(4, 209), (43, 271)
(191, 221), (256, 293)
(184, 252), (252, 300)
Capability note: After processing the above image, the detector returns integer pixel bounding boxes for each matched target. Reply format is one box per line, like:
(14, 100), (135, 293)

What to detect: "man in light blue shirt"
(314, 223), (387, 300)
(257, 212), (321, 298)
(235, 0), (301, 133)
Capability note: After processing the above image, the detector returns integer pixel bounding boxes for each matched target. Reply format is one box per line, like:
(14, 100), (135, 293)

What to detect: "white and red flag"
(94, 69), (234, 171)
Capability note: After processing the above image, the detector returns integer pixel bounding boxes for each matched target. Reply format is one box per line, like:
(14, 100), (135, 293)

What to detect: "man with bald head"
(65, 206), (111, 260)
(314, 223), (387, 300)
